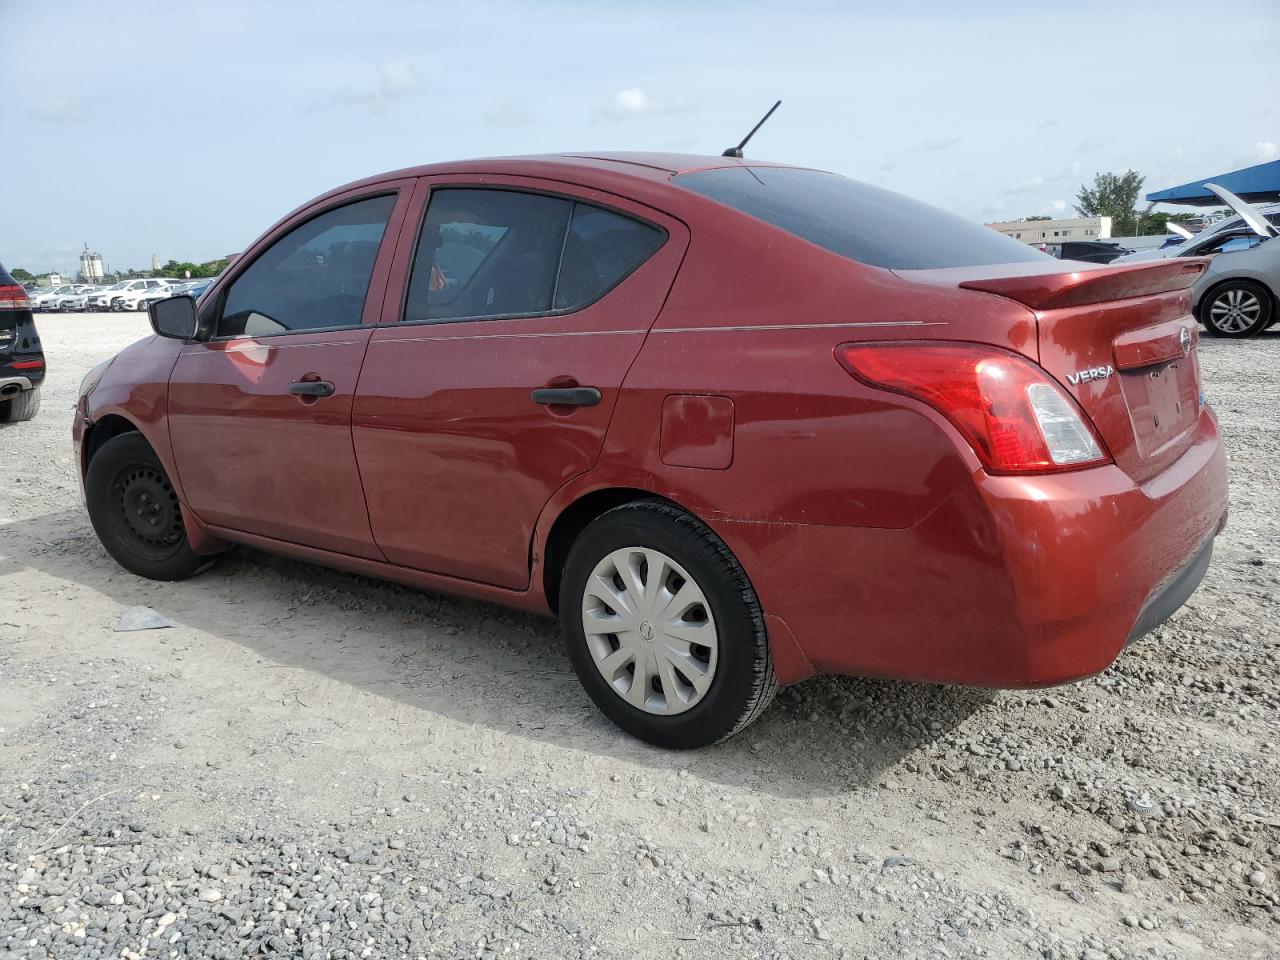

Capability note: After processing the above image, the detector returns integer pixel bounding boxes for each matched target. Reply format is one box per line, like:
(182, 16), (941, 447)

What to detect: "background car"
(118, 278), (182, 311)
(30, 284), (79, 311)
(89, 278), (164, 311)
(0, 262), (45, 421)
(139, 279), (204, 310)
(1113, 202), (1280, 264)
(1192, 232), (1278, 337)
(51, 284), (98, 310)
(59, 287), (98, 311)
(1043, 240), (1132, 264)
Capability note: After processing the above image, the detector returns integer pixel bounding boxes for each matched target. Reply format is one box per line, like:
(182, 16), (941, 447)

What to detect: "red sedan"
(73, 154), (1228, 748)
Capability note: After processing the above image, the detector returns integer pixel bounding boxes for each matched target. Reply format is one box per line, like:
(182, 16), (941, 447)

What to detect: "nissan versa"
(73, 153), (1229, 748)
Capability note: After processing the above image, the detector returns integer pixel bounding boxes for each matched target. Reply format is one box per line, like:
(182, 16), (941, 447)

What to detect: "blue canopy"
(1146, 159), (1280, 206)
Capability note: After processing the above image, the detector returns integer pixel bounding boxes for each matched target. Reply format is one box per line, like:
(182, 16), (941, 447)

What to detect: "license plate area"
(1120, 358), (1198, 457)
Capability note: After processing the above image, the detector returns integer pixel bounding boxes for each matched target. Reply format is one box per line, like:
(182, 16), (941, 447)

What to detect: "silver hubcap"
(1209, 288), (1262, 333)
(581, 547), (718, 715)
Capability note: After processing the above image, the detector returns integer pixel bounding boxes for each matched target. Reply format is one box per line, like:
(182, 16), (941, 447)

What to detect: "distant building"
(151, 254), (161, 271)
(986, 215), (1112, 245)
(79, 244), (104, 281)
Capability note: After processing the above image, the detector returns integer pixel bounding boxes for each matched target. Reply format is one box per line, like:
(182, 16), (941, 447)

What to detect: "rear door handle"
(289, 380), (335, 397)
(530, 386), (601, 407)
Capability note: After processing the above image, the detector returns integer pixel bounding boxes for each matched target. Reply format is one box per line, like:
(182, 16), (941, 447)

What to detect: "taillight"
(836, 341), (1110, 474)
(0, 285), (31, 309)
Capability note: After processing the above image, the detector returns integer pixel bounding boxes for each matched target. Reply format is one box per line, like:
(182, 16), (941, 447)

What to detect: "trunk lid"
(901, 258), (1210, 484)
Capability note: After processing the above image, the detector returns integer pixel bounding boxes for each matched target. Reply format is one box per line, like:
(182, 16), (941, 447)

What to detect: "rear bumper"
(1125, 535), (1213, 646)
(722, 409), (1228, 687)
(0, 366), (44, 390)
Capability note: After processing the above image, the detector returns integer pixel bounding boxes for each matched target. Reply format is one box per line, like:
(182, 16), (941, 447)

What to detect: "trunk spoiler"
(956, 258), (1209, 310)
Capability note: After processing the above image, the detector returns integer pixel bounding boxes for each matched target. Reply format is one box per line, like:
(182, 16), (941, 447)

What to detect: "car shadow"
(0, 508), (992, 800)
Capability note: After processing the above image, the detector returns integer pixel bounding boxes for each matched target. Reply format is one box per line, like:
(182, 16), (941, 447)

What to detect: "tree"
(155, 258), (229, 279)
(9, 267), (33, 282)
(1135, 208), (1199, 236)
(1074, 170), (1145, 236)
(1024, 215), (1052, 221)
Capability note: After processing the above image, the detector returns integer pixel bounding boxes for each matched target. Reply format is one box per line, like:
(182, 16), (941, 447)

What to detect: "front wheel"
(559, 501), (777, 749)
(1201, 280), (1273, 338)
(85, 432), (209, 580)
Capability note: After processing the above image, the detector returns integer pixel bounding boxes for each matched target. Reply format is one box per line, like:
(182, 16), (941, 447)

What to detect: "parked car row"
(28, 278), (213, 312)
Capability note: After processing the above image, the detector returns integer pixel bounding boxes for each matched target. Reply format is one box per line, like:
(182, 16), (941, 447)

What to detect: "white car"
(89, 278), (173, 311)
(117, 278), (183, 311)
(139, 280), (201, 309)
(30, 285), (80, 311)
(51, 284), (97, 311)
(1113, 202), (1280, 264)
(59, 288), (98, 311)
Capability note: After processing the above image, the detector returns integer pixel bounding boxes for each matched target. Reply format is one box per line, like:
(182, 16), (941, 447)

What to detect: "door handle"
(289, 380), (335, 398)
(530, 386), (601, 407)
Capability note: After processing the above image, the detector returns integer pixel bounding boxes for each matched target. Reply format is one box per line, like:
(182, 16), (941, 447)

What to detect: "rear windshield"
(676, 166), (1049, 270)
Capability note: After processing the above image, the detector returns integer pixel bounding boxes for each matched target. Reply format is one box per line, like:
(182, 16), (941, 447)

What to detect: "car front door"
(352, 177), (689, 589)
(167, 184), (411, 559)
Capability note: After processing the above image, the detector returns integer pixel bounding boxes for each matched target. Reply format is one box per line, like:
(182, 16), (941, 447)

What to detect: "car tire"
(1200, 280), (1273, 338)
(0, 386), (41, 423)
(559, 500), (777, 749)
(85, 432), (209, 581)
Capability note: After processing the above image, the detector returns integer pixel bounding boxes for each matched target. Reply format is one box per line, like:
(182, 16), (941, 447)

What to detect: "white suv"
(118, 278), (183, 311)
(89, 278), (173, 312)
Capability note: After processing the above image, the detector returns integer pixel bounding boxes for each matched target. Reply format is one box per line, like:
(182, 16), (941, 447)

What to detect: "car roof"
(307, 152), (797, 209)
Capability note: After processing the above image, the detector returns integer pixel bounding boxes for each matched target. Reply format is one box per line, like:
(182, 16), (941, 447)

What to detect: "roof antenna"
(722, 100), (781, 158)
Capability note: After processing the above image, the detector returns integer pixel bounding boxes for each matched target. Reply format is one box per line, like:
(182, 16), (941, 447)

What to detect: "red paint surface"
(660, 395), (735, 470)
(76, 153), (1230, 689)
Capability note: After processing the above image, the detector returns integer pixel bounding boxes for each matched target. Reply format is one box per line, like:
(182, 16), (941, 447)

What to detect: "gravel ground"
(1, 312), (1278, 960)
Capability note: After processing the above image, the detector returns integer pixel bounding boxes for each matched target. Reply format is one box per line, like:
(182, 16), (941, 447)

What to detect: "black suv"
(0, 263), (45, 421)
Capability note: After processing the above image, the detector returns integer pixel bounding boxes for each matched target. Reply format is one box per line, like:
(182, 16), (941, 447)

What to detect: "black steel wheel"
(85, 432), (209, 580)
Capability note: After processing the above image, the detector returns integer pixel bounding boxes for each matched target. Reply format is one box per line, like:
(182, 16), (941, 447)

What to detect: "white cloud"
(908, 136), (960, 153)
(483, 98), (535, 128)
(29, 97), (87, 125)
(1050, 199), (1067, 212)
(1006, 175), (1045, 195)
(596, 87), (696, 121)
(309, 60), (421, 115)
(1244, 141), (1279, 163)
(1164, 145), (1184, 162)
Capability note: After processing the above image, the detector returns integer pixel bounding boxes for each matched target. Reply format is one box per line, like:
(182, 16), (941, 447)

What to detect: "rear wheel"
(85, 432), (208, 580)
(0, 387), (40, 422)
(1201, 280), (1273, 338)
(559, 501), (776, 749)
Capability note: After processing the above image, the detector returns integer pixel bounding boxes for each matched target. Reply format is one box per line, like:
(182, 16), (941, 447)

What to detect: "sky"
(4, 0), (1277, 277)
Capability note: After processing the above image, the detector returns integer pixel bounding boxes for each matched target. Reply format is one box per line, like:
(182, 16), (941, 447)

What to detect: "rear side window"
(219, 194), (395, 337)
(676, 166), (1048, 270)
(554, 205), (665, 310)
(404, 188), (666, 324)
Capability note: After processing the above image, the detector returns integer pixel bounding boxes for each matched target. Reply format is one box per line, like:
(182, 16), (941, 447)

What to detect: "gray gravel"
(1, 313), (1278, 959)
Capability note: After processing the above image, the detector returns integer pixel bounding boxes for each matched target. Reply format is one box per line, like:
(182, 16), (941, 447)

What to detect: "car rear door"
(167, 182), (413, 558)
(352, 175), (689, 589)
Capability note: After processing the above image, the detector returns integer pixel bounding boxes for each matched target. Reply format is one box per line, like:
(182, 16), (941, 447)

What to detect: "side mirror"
(148, 295), (202, 340)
